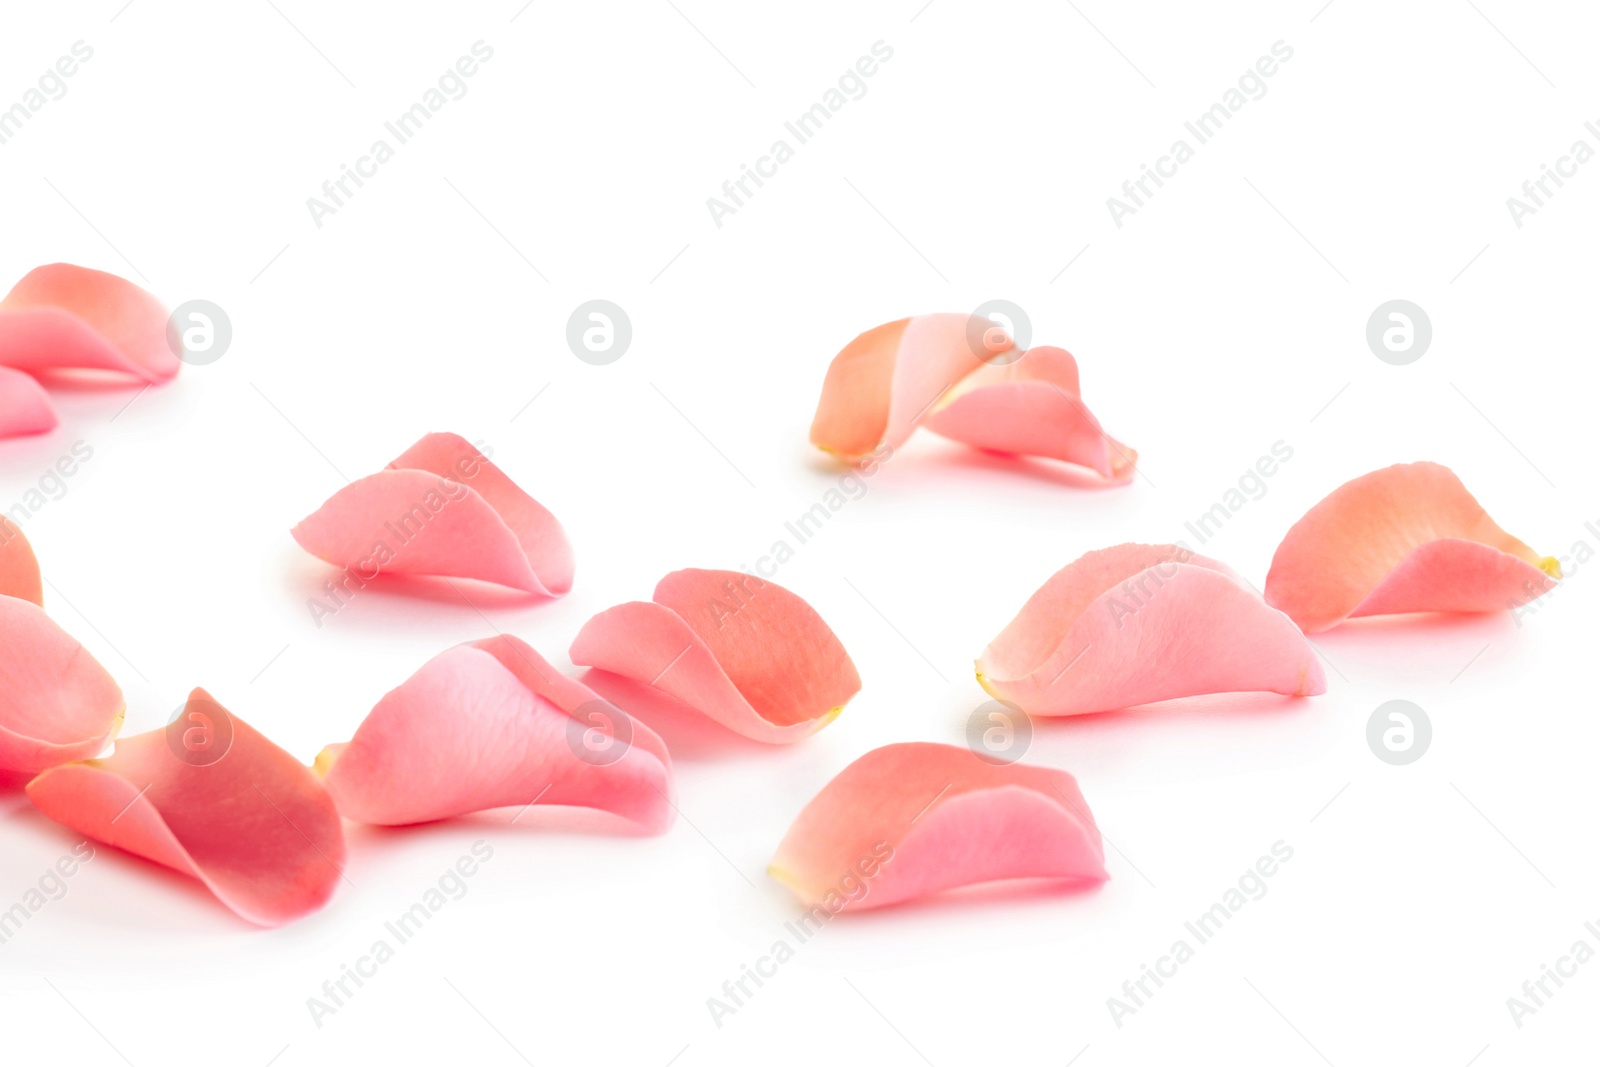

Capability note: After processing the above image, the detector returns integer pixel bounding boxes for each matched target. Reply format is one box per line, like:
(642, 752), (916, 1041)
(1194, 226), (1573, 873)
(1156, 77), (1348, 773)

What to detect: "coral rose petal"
(979, 543), (1325, 715)
(290, 432), (572, 596)
(317, 636), (673, 832)
(0, 366), (58, 438)
(0, 516), (43, 605)
(0, 264), (179, 382)
(569, 568), (861, 742)
(0, 596), (123, 773)
(1264, 462), (1558, 632)
(923, 346), (1136, 481)
(769, 742), (1105, 912)
(810, 314), (1012, 459)
(26, 689), (344, 926)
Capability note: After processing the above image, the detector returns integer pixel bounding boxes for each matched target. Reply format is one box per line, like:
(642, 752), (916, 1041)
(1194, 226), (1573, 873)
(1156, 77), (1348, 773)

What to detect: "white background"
(0, 1), (1596, 1064)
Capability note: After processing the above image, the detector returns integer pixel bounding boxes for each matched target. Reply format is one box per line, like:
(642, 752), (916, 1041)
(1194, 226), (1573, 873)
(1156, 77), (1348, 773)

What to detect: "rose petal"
(386, 433), (573, 593)
(291, 432), (572, 596)
(317, 636), (673, 832)
(569, 568), (861, 742)
(0, 366), (57, 439)
(922, 346), (1137, 482)
(26, 689), (344, 926)
(0, 264), (179, 382)
(769, 742), (1105, 912)
(809, 314), (1011, 460)
(1348, 539), (1553, 619)
(978, 543), (1325, 715)
(0, 516), (43, 605)
(1264, 462), (1559, 632)
(0, 595), (123, 773)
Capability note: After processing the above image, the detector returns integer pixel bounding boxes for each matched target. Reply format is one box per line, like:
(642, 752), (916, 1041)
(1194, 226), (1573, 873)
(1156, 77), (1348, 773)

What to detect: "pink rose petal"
(923, 346), (1137, 482)
(291, 432), (573, 596)
(317, 636), (673, 832)
(0, 516), (43, 606)
(769, 742), (1105, 912)
(1264, 462), (1559, 632)
(570, 568), (861, 743)
(26, 689), (345, 926)
(0, 264), (179, 383)
(0, 366), (57, 439)
(0, 595), (124, 774)
(810, 314), (1011, 460)
(979, 543), (1325, 715)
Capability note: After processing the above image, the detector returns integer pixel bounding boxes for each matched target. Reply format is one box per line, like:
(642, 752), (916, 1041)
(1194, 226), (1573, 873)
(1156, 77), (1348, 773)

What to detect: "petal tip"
(312, 745), (341, 779)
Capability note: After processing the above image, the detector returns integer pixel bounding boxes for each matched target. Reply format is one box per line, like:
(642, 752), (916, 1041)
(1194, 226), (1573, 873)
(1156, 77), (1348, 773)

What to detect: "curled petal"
(923, 347), (1137, 482)
(1264, 462), (1560, 632)
(0, 517), (43, 605)
(0, 366), (57, 439)
(0, 596), (123, 773)
(978, 543), (1325, 715)
(317, 636), (673, 832)
(769, 742), (1105, 912)
(0, 264), (179, 382)
(809, 314), (1010, 460)
(26, 689), (344, 926)
(569, 568), (861, 742)
(386, 433), (573, 592)
(291, 432), (573, 596)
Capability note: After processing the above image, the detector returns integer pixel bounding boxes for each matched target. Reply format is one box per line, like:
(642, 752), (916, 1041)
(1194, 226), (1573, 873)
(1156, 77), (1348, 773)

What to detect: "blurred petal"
(0, 595), (123, 773)
(0, 516), (43, 605)
(0, 366), (57, 438)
